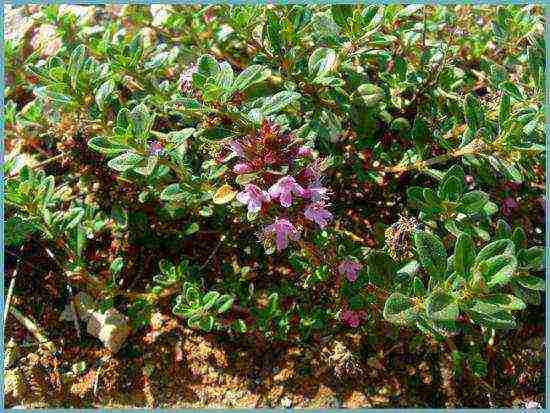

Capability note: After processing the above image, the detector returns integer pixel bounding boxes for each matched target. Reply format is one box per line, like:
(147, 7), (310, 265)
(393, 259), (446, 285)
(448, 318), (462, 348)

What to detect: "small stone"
(280, 396), (292, 408)
(60, 293), (130, 353)
(60, 292), (95, 323)
(86, 308), (130, 353)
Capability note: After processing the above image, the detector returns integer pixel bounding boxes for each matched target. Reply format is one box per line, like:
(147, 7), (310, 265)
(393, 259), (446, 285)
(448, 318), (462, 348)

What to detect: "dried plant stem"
(382, 139), (492, 175)
(67, 284), (82, 340)
(199, 235), (226, 271)
(4, 246), (23, 326)
(9, 306), (58, 354)
(4, 275), (17, 327)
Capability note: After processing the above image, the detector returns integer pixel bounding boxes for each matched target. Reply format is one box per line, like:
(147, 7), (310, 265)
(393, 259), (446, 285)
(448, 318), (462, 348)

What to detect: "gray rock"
(86, 308), (130, 353)
(60, 292), (130, 353)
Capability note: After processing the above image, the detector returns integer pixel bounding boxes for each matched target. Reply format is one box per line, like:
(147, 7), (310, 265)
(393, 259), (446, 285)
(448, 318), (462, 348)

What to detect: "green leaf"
(413, 231), (447, 281)
(472, 294), (525, 313)
(422, 188), (441, 207)
(475, 239), (515, 264)
(464, 93), (481, 132)
(331, 5), (353, 28)
(265, 10), (282, 54)
(441, 165), (466, 195)
(411, 118), (429, 154)
(396, 4), (424, 19)
(479, 254), (517, 287)
(232, 319), (247, 333)
(202, 291), (221, 310)
(454, 233), (475, 278)
(134, 156), (158, 176)
(407, 186), (425, 207)
(309, 47), (337, 78)
(383, 293), (419, 326)
(500, 81), (523, 100)
(232, 65), (271, 92)
(95, 79), (116, 111)
(68, 44), (86, 90)
(185, 222), (199, 235)
(261, 91), (301, 116)
(34, 87), (75, 106)
(202, 82), (223, 103)
(88, 136), (130, 155)
(65, 207), (85, 229)
(515, 275), (545, 291)
(512, 282), (541, 305)
(110, 257), (124, 275)
(197, 54), (219, 78)
(198, 315), (215, 332)
(129, 103), (154, 140)
(439, 176), (462, 202)
(107, 152), (144, 172)
(466, 309), (516, 329)
(511, 227), (526, 249)
(397, 260), (420, 278)
(495, 219), (511, 239)
(362, 5), (380, 26)
(5, 216), (37, 247)
(458, 191), (489, 214)
(266, 292), (279, 316)
(412, 276), (426, 297)
(160, 183), (186, 201)
(217, 295), (235, 313)
(520, 246), (544, 270)
(498, 93), (510, 127)
(425, 290), (459, 327)
(67, 225), (86, 260)
(111, 205), (128, 228)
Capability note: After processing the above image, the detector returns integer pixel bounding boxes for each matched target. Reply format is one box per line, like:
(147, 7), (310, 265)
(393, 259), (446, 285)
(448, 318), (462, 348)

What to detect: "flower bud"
(233, 163), (252, 174)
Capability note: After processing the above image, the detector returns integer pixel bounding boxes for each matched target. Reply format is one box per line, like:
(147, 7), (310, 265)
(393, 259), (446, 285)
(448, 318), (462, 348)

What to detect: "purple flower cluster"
(148, 141), (164, 156)
(236, 184), (270, 213)
(338, 258), (363, 282)
(236, 175), (332, 252)
(340, 310), (367, 328)
(222, 121), (333, 252)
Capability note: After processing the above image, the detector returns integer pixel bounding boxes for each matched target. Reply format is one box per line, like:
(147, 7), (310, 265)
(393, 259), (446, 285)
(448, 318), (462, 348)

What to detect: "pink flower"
(148, 141), (164, 156)
(179, 64), (198, 93)
(264, 218), (301, 251)
(304, 201), (333, 228)
(303, 159), (324, 181)
(341, 310), (361, 328)
(338, 258), (363, 282)
(236, 184), (270, 213)
(203, 9), (215, 23)
(501, 196), (519, 217)
(263, 151), (277, 165)
(227, 140), (245, 158)
(303, 181), (329, 202)
(523, 401), (541, 409)
(297, 146), (313, 157)
(233, 163), (252, 174)
(269, 176), (305, 208)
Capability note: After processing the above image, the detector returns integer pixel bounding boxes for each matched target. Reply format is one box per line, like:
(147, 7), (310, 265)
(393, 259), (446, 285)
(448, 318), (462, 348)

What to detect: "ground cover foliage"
(3, 4), (545, 408)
